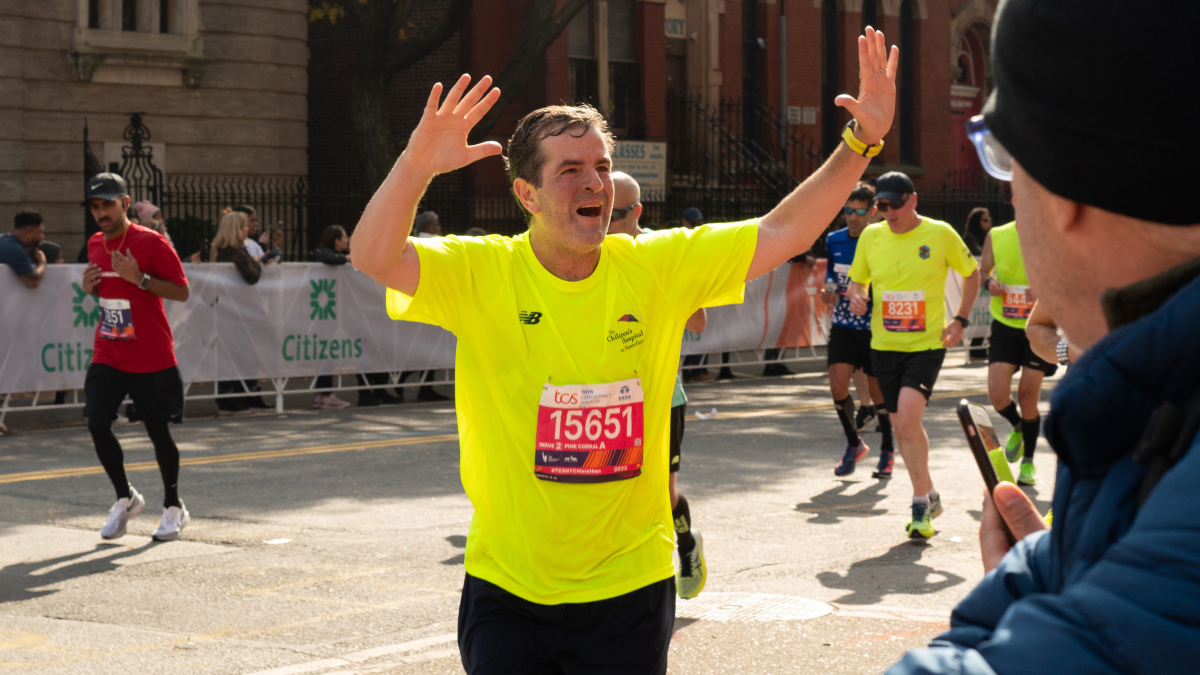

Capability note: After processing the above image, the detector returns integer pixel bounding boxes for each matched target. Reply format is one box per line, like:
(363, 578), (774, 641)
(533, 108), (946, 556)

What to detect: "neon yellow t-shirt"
(987, 222), (1033, 329)
(386, 222), (758, 604)
(848, 216), (978, 352)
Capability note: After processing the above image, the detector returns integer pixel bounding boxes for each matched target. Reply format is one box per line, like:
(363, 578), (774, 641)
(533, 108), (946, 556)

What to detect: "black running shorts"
(669, 404), (685, 473)
(84, 363), (184, 423)
(987, 320), (1058, 376)
(871, 349), (946, 413)
(826, 325), (875, 376)
(458, 573), (675, 675)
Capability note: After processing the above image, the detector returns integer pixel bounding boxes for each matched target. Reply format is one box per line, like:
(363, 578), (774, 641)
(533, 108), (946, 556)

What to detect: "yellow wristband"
(842, 121), (884, 158)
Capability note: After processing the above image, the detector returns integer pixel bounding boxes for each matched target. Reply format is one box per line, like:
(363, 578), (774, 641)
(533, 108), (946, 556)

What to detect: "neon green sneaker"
(906, 502), (936, 539)
(1004, 429), (1025, 463)
(677, 530), (707, 599)
(1017, 461), (1036, 486)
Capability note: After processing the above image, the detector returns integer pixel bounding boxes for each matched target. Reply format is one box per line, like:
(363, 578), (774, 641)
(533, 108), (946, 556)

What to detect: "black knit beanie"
(983, 0), (1200, 225)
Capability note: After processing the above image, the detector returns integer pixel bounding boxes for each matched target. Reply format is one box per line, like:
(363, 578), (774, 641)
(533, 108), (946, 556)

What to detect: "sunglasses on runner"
(610, 203), (640, 221)
(966, 115), (1014, 181)
(843, 206), (872, 216)
(875, 195), (910, 211)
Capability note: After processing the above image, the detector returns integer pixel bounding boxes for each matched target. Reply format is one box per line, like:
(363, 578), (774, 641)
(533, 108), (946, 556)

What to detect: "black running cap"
(83, 173), (128, 205)
(984, 0), (1200, 225)
(874, 172), (914, 203)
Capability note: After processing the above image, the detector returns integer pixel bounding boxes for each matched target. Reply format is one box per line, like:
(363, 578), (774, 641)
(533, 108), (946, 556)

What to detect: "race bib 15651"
(534, 378), (644, 483)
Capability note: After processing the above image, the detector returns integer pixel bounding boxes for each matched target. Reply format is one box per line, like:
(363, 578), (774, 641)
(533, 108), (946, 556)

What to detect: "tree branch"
(386, 0), (473, 74)
(468, 0), (592, 145)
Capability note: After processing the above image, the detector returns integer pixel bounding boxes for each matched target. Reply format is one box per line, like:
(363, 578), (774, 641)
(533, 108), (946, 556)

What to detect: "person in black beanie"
(886, 1), (1200, 673)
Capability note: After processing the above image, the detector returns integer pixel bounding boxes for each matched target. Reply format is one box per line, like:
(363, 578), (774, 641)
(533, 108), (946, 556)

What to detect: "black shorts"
(669, 404), (685, 473)
(871, 349), (946, 413)
(826, 325), (875, 376)
(458, 573), (675, 675)
(84, 363), (184, 423)
(987, 320), (1059, 376)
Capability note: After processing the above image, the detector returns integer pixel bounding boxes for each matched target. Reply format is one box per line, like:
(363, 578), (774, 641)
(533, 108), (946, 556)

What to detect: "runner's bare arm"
(749, 28), (898, 281)
(685, 307), (707, 333)
(980, 232), (1003, 296)
(848, 281), (870, 316)
(941, 267), (980, 347)
(353, 75), (503, 296)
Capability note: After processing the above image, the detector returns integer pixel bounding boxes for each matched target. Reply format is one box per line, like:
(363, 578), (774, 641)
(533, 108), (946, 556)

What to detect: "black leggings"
(88, 415), (181, 508)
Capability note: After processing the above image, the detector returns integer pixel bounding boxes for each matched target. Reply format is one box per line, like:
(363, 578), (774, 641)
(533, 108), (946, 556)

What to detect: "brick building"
(1, 0), (309, 257)
(308, 0), (1002, 235)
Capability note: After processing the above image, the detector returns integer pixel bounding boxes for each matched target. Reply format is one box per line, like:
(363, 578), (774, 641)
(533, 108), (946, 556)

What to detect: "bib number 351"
(534, 379), (644, 483)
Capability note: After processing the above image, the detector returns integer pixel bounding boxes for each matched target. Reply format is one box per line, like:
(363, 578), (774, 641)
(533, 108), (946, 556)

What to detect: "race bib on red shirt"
(98, 298), (135, 340)
(534, 379), (644, 483)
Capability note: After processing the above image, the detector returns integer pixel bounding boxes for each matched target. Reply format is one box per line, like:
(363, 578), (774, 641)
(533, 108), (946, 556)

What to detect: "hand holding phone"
(958, 400), (1017, 546)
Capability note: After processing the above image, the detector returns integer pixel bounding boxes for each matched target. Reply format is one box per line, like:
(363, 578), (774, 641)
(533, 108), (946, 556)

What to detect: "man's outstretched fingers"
(454, 75), (493, 117)
(994, 481), (1049, 540)
(465, 87), (502, 125)
(440, 74), (472, 114)
(424, 82), (443, 116)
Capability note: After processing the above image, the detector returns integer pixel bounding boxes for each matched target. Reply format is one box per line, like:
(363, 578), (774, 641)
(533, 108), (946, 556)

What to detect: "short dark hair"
(319, 224), (346, 250)
(505, 105), (615, 217)
(14, 209), (42, 229)
(233, 205), (256, 216)
(413, 211), (439, 234)
(847, 186), (875, 205)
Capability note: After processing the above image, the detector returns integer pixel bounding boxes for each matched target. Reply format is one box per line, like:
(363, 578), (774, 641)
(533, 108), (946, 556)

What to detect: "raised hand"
(111, 249), (142, 285)
(403, 74), (503, 177)
(834, 27), (899, 146)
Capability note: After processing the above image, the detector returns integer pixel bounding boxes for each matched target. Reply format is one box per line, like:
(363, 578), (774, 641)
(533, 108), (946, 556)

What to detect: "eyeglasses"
(966, 115), (1014, 181)
(843, 206), (871, 216)
(611, 203), (640, 221)
(875, 195), (910, 211)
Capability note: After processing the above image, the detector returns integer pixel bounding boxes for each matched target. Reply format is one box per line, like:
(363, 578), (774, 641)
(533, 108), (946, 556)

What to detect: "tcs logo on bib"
(552, 390), (579, 405)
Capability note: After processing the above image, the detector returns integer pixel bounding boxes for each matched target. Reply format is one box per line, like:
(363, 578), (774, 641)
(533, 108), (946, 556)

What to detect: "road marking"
(0, 433), (459, 485)
(0, 385), (1013, 484)
(242, 633), (457, 675)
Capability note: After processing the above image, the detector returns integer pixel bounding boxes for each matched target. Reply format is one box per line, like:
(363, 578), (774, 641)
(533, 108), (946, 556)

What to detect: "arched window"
(898, 0), (916, 163)
(821, 0), (840, 156)
(861, 0), (877, 31)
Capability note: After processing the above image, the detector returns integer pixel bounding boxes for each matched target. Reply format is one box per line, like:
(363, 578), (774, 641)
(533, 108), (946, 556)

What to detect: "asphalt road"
(0, 358), (1059, 674)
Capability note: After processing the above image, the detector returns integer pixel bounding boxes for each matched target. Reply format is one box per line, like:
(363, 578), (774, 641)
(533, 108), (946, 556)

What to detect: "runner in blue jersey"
(820, 185), (895, 476)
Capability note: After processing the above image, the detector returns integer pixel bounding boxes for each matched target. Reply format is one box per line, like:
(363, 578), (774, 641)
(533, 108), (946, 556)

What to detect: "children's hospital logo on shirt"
(607, 312), (646, 352)
(918, 245), (931, 260)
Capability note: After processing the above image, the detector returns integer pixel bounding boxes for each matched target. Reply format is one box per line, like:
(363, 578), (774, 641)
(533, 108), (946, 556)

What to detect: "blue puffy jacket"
(887, 262), (1200, 675)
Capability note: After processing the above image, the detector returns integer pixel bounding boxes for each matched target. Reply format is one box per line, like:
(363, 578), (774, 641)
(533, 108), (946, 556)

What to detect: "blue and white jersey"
(826, 228), (871, 330)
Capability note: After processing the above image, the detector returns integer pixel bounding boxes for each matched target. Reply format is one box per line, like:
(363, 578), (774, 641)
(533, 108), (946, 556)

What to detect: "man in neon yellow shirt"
(848, 171), (980, 539)
(980, 221), (1058, 487)
(351, 29), (897, 673)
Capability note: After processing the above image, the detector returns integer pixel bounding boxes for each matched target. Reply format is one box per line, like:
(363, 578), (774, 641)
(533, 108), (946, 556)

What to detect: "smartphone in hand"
(958, 399), (1017, 545)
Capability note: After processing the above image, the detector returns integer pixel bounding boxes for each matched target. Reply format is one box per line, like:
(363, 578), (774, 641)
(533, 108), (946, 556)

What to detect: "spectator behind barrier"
(1, 209), (47, 289)
(963, 206), (992, 257)
(412, 211), (441, 238)
(309, 225), (355, 410)
(133, 201), (174, 251)
(209, 210), (267, 413)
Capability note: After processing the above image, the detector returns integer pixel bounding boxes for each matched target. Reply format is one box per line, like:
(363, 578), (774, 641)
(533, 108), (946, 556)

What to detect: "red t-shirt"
(88, 223), (188, 373)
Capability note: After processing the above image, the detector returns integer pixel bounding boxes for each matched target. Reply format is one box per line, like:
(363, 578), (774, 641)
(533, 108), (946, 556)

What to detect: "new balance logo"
(519, 311), (543, 325)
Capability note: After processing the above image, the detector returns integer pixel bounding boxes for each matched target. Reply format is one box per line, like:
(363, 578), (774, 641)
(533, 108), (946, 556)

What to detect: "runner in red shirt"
(80, 173), (193, 541)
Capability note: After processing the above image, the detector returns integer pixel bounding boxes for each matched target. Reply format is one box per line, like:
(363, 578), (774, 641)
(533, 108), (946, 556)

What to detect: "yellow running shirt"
(987, 222), (1033, 329)
(848, 216), (977, 352)
(386, 222), (757, 604)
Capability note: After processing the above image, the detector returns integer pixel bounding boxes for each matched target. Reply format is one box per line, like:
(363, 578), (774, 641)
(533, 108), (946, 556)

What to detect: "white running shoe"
(100, 487), (145, 539)
(152, 502), (190, 541)
(313, 394), (351, 410)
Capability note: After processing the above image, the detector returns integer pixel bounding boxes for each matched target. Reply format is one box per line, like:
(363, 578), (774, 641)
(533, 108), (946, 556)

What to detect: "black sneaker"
(417, 387), (449, 402)
(762, 363), (793, 377)
(855, 405), (877, 432)
(375, 391), (404, 405)
(717, 367), (736, 380)
(217, 399), (248, 413)
(245, 396), (273, 409)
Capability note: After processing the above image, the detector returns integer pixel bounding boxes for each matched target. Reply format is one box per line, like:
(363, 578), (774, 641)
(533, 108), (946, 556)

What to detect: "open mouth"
(576, 205), (602, 218)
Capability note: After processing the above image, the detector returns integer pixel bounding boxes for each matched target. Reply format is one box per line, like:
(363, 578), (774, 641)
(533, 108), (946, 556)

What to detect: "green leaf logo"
(310, 278), (337, 321)
(71, 282), (101, 327)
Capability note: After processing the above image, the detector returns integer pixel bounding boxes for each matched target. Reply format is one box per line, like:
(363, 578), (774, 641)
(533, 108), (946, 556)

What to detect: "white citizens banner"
(0, 260), (990, 396)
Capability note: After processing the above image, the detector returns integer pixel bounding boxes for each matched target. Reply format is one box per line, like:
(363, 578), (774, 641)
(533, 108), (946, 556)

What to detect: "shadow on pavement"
(442, 534), (466, 566)
(0, 541), (161, 604)
(815, 541), (966, 605)
(793, 480), (890, 524)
